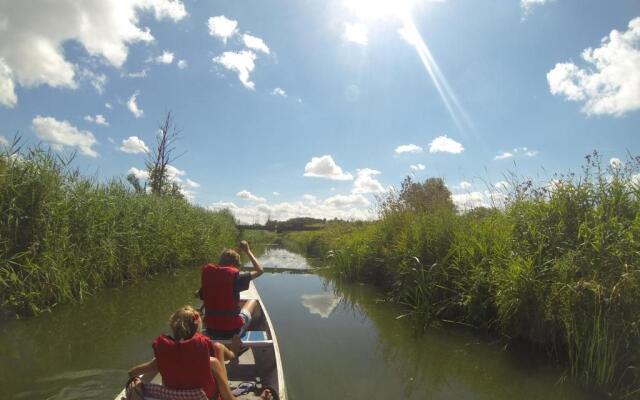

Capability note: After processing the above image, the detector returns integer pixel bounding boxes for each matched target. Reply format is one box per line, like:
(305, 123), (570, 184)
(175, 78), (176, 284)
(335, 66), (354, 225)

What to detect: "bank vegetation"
(285, 152), (640, 397)
(0, 136), (236, 318)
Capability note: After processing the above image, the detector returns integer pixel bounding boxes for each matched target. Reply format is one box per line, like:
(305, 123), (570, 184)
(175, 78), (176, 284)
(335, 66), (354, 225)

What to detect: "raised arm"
(239, 241), (263, 279)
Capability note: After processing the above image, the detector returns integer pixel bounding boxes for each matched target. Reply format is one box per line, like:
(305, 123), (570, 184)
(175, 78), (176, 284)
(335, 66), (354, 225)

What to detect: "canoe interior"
(114, 282), (286, 400)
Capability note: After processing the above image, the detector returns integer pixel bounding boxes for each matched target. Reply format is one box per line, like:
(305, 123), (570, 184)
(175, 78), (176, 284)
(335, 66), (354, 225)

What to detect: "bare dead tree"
(145, 112), (184, 196)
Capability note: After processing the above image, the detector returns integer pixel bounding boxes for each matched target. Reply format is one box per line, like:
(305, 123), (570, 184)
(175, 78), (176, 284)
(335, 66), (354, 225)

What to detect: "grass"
(285, 153), (640, 397)
(0, 145), (237, 318)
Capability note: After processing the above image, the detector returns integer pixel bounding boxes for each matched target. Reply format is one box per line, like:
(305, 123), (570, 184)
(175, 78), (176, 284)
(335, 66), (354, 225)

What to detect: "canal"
(0, 248), (599, 399)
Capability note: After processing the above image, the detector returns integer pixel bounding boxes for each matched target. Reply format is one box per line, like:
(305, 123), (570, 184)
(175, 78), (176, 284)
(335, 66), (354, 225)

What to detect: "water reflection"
(252, 248), (311, 270)
(301, 293), (341, 318)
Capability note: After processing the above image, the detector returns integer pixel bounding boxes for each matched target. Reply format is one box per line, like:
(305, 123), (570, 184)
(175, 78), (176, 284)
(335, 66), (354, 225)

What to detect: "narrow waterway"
(0, 248), (599, 399)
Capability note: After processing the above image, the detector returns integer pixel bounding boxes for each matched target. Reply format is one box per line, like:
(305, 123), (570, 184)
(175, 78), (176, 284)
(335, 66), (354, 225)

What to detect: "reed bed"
(285, 153), (640, 397)
(0, 145), (237, 318)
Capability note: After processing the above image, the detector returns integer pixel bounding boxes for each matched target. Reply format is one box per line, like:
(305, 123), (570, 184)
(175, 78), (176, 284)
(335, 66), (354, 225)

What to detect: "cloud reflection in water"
(301, 293), (341, 318)
(253, 248), (311, 270)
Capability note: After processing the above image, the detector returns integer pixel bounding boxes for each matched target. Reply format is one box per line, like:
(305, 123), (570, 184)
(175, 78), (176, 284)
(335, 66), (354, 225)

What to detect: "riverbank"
(0, 146), (237, 318)
(284, 154), (640, 397)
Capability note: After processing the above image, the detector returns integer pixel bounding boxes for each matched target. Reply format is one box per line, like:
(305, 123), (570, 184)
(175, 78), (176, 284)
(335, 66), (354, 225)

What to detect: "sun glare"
(343, 0), (416, 20)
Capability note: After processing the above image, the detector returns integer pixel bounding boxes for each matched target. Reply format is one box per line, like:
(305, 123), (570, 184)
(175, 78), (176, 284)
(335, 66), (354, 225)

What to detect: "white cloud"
(84, 114), (109, 126)
(105, 102), (113, 109)
(243, 34), (270, 55)
(494, 147), (538, 160)
(272, 87), (287, 97)
(452, 191), (485, 210)
(177, 60), (188, 69)
(185, 178), (200, 189)
(120, 136), (149, 154)
(166, 165), (186, 183)
(521, 0), (554, 15)
(352, 168), (384, 194)
(395, 144), (423, 154)
(343, 22), (368, 45)
(144, 0), (187, 20)
(325, 193), (369, 208)
(237, 190), (267, 203)
(208, 15), (238, 43)
(214, 51), (257, 89)
(0, 135), (7, 146)
(155, 50), (174, 64)
(0, 0), (186, 107)
(410, 163), (425, 171)
(547, 17), (640, 116)
(127, 69), (149, 79)
(494, 181), (510, 190)
(428, 135), (464, 154)
(128, 167), (149, 180)
(79, 68), (107, 94)
(210, 194), (374, 224)
(302, 194), (318, 203)
(452, 189), (507, 211)
(459, 181), (472, 189)
(180, 188), (195, 202)
(610, 157), (622, 169)
(0, 59), (17, 107)
(32, 115), (98, 157)
(303, 155), (353, 180)
(127, 91), (144, 118)
(494, 151), (513, 160)
(273, 192), (280, 196)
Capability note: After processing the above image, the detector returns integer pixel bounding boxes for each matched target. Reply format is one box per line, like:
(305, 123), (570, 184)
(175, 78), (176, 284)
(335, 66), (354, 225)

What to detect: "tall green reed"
(0, 145), (237, 318)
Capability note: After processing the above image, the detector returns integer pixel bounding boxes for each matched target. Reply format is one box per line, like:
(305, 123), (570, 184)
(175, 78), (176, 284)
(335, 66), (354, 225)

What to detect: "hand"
(239, 240), (249, 253)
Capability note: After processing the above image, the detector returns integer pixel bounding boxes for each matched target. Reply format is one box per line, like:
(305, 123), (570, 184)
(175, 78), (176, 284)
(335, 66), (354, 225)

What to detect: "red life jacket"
(152, 333), (218, 399)
(201, 264), (243, 331)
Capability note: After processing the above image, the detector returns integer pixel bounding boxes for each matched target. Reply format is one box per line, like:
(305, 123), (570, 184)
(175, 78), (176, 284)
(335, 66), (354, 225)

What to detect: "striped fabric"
(142, 383), (209, 400)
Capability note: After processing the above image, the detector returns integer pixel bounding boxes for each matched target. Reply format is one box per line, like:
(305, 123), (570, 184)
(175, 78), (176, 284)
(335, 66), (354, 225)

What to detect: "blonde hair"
(169, 305), (201, 340)
(219, 249), (241, 266)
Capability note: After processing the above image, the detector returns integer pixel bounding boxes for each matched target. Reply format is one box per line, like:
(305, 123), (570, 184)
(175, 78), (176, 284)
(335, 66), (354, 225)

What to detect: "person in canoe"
(198, 240), (264, 354)
(125, 305), (275, 400)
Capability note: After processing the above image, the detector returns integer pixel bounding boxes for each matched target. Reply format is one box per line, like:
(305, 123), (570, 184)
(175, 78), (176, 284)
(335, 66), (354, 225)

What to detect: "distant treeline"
(239, 217), (328, 232)
(285, 152), (640, 397)
(0, 145), (237, 318)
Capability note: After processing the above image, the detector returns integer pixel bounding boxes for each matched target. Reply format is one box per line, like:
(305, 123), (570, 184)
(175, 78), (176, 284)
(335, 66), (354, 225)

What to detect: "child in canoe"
(125, 305), (274, 400)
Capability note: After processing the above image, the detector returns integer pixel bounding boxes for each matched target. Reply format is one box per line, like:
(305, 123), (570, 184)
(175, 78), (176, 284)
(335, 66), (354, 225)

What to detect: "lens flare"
(398, 16), (474, 134)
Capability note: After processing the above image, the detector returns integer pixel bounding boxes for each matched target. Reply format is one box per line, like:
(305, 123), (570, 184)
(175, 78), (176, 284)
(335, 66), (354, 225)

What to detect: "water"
(0, 248), (599, 399)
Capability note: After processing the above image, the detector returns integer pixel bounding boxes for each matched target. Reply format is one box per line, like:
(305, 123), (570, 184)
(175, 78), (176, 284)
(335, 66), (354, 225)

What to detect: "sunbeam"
(398, 15), (475, 135)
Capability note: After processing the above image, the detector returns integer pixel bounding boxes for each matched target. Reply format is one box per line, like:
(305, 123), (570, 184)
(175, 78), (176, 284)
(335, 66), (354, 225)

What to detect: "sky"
(0, 0), (639, 223)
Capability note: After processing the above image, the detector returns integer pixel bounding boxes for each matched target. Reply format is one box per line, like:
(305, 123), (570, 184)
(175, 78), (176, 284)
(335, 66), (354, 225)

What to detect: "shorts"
(238, 309), (252, 336)
(206, 310), (252, 340)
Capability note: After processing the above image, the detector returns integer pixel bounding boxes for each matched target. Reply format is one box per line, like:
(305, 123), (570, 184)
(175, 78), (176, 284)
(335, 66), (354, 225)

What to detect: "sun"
(343, 0), (417, 21)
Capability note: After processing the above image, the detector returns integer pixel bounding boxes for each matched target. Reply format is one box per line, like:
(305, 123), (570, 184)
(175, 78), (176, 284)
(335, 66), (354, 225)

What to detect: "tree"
(380, 176), (455, 215)
(126, 173), (145, 194)
(145, 112), (184, 198)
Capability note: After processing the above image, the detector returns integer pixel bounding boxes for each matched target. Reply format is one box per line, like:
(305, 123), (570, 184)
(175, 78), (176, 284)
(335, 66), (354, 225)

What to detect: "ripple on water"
(13, 369), (123, 400)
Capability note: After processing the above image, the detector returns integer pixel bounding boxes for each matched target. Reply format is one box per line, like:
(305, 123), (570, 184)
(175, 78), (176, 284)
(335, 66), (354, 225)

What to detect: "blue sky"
(0, 0), (638, 222)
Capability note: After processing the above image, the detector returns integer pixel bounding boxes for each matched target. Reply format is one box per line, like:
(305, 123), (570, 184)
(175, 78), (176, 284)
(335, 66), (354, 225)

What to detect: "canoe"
(114, 281), (287, 400)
